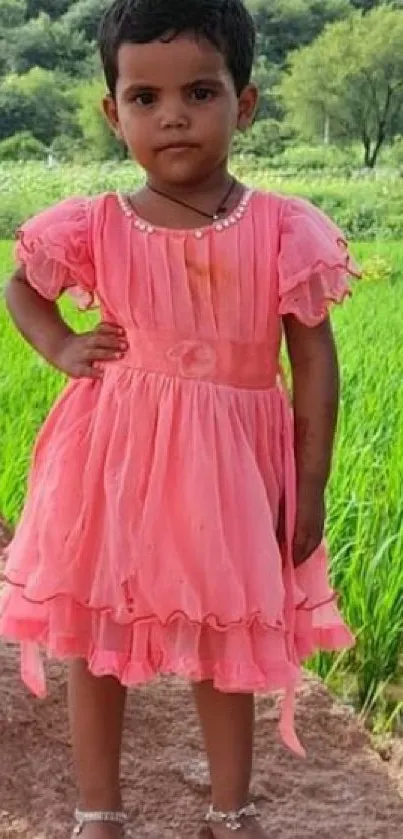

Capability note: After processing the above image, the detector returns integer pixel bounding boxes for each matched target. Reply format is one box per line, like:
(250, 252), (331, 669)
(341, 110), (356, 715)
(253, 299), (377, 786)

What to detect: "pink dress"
(0, 189), (359, 755)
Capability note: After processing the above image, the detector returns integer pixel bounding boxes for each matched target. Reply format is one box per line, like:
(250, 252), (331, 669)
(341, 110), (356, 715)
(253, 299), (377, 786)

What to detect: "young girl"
(0, 1), (359, 837)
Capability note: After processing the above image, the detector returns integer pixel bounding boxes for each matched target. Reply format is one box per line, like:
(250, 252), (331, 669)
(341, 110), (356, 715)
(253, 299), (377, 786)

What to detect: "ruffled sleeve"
(278, 197), (360, 326)
(15, 198), (96, 310)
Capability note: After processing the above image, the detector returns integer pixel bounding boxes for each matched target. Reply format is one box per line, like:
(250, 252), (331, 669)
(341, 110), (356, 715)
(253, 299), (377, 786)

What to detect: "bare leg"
(193, 682), (269, 838)
(68, 660), (127, 838)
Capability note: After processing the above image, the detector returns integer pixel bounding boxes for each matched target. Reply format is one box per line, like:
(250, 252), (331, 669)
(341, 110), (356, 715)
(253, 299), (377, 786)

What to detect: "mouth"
(157, 142), (199, 153)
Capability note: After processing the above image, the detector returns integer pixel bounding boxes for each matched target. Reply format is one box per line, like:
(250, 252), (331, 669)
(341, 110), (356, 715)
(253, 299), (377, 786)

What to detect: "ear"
(102, 94), (123, 139)
(237, 83), (259, 131)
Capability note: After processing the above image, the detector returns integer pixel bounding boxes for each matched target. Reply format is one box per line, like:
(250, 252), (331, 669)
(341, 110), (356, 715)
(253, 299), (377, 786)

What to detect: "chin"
(160, 160), (218, 187)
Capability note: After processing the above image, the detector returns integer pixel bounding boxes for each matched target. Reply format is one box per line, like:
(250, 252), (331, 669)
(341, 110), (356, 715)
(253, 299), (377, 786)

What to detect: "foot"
(206, 818), (269, 838)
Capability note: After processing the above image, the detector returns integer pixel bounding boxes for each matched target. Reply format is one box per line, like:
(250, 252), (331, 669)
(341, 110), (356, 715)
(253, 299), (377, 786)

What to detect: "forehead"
(116, 35), (231, 90)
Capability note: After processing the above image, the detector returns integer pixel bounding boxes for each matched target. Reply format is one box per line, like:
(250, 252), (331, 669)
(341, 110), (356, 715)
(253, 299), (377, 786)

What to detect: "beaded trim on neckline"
(116, 189), (254, 238)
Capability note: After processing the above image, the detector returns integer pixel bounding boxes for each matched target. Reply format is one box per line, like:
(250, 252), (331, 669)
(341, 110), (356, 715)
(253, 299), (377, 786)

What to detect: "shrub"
(270, 143), (360, 172)
(232, 119), (287, 158)
(381, 137), (403, 169)
(0, 131), (47, 161)
(361, 255), (395, 284)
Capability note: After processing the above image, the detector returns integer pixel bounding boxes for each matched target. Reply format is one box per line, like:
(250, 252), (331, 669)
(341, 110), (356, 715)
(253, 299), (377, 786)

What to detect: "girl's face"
(103, 35), (257, 187)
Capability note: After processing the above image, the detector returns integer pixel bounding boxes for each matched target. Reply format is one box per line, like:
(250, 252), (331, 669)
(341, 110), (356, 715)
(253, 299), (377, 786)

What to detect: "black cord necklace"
(145, 177), (237, 222)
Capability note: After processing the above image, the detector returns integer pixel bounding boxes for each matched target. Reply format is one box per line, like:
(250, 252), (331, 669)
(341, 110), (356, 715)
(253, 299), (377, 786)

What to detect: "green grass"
(1, 232), (403, 731)
(318, 266), (403, 728)
(0, 240), (13, 274)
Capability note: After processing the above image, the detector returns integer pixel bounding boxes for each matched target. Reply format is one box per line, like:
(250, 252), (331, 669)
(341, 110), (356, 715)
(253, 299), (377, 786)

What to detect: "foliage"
(0, 0), (357, 83)
(0, 0), (26, 28)
(6, 12), (91, 76)
(350, 0), (384, 8)
(253, 56), (283, 120)
(247, 0), (352, 65)
(271, 143), (361, 171)
(232, 119), (289, 158)
(0, 68), (77, 144)
(25, 0), (71, 19)
(0, 130), (47, 160)
(62, 0), (109, 42)
(323, 258), (403, 716)
(49, 134), (84, 161)
(360, 254), (396, 284)
(281, 7), (403, 167)
(76, 79), (126, 160)
(381, 135), (403, 167)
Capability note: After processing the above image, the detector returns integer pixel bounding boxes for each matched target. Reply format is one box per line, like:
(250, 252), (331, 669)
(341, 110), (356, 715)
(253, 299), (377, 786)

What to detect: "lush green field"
(1, 169), (403, 731)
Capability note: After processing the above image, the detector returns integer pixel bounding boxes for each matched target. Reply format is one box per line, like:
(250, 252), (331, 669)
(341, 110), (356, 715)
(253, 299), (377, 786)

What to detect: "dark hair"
(99, 0), (256, 97)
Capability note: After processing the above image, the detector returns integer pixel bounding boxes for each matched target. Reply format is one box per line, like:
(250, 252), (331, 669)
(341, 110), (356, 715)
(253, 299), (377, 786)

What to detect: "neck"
(146, 167), (232, 201)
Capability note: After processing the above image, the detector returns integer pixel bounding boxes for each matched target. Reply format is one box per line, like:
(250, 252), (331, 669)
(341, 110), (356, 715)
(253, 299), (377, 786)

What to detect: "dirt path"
(1, 523), (402, 839)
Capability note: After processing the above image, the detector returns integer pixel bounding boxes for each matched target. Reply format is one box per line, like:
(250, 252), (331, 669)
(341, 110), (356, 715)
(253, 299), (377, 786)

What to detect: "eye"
(133, 91), (156, 107)
(190, 87), (215, 103)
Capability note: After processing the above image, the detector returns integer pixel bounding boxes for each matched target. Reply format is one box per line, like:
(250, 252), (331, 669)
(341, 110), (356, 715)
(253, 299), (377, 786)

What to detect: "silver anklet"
(205, 802), (259, 831)
(73, 809), (127, 836)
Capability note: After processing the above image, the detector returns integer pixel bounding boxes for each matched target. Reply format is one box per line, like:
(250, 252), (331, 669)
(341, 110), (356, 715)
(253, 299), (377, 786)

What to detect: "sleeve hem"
(14, 198), (96, 309)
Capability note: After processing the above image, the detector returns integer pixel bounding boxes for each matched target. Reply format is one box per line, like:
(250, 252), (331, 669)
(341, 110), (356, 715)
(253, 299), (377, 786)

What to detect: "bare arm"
(5, 267), (128, 379)
(283, 314), (339, 564)
(284, 314), (339, 493)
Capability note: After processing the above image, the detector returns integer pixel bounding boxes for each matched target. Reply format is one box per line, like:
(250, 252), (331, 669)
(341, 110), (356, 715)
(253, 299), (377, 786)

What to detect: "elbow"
(8, 266), (28, 287)
(5, 278), (18, 316)
(5, 268), (28, 310)
(4, 279), (15, 314)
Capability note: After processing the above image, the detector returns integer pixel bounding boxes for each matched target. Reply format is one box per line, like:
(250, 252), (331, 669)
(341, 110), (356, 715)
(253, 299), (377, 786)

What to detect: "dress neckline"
(116, 188), (254, 238)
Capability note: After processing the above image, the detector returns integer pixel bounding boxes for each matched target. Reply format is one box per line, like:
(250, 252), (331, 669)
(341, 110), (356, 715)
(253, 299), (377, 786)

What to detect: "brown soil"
(1, 522), (402, 839)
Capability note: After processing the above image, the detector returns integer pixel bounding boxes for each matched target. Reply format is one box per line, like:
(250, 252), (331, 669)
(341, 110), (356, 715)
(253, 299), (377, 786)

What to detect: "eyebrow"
(187, 77), (224, 87)
(121, 77), (224, 96)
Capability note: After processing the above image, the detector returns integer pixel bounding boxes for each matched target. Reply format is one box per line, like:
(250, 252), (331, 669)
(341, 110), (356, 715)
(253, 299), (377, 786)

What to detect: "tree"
(0, 40), (10, 77)
(8, 12), (91, 76)
(62, 0), (109, 42)
(351, 0), (403, 8)
(247, 0), (352, 66)
(280, 7), (403, 167)
(0, 130), (47, 160)
(232, 118), (288, 158)
(25, 0), (71, 19)
(0, 0), (26, 29)
(0, 67), (78, 144)
(76, 79), (125, 160)
(253, 56), (282, 120)
(0, 85), (36, 141)
(350, 0), (381, 9)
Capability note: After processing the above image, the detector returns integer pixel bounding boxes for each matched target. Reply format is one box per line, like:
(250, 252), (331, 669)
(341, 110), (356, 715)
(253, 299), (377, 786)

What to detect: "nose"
(159, 100), (190, 130)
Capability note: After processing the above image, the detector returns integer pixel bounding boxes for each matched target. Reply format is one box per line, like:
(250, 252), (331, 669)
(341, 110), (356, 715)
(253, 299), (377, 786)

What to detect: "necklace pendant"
(145, 178), (235, 223)
(213, 206), (226, 221)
